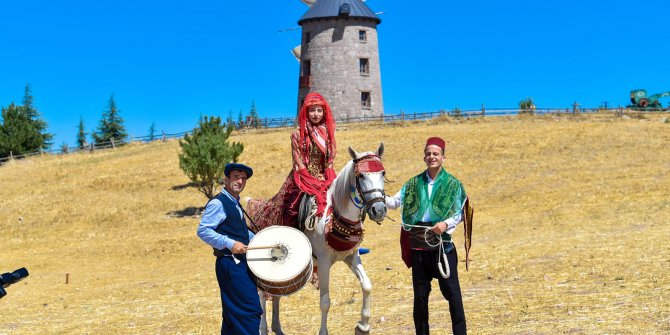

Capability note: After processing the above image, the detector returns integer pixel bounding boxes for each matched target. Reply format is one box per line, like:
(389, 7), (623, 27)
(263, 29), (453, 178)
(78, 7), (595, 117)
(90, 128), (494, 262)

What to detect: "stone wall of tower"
(298, 18), (383, 120)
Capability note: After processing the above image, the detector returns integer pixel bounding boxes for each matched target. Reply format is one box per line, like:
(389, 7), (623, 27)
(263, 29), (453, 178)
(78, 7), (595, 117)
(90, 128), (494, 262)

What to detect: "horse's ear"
(376, 142), (384, 159)
(348, 146), (359, 159)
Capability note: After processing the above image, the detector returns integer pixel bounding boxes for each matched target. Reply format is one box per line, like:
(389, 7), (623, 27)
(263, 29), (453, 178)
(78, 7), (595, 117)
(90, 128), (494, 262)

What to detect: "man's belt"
(407, 222), (451, 250)
(213, 248), (244, 258)
(213, 248), (231, 257)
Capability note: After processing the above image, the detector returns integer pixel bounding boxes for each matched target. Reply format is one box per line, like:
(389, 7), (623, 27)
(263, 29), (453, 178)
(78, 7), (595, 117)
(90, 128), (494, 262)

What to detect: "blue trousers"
(215, 255), (262, 335)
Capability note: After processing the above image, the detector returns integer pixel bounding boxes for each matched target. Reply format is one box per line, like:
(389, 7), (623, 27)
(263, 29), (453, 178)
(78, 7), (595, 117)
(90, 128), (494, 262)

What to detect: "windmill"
(289, 0), (383, 62)
(287, 0), (385, 119)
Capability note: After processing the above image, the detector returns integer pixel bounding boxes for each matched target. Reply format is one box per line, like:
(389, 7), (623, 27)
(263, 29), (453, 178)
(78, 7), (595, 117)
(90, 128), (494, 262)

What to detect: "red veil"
(297, 92), (337, 164)
(295, 92), (337, 216)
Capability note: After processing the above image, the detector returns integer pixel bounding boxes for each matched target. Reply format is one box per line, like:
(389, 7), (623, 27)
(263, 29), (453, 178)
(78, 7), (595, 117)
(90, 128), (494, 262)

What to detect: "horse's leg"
(271, 296), (285, 335)
(317, 257), (332, 335)
(346, 253), (372, 335)
(259, 290), (269, 335)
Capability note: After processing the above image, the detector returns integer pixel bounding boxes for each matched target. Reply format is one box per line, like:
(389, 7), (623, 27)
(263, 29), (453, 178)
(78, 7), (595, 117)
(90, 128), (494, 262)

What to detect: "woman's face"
(307, 105), (324, 124)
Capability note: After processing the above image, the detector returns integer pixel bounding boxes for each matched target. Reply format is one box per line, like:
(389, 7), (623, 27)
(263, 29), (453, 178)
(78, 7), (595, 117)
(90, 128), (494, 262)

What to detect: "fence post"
(481, 103), (486, 117)
(162, 131), (166, 142)
(89, 143), (94, 153)
(111, 138), (115, 148)
(9, 151), (13, 160)
(572, 101), (580, 115)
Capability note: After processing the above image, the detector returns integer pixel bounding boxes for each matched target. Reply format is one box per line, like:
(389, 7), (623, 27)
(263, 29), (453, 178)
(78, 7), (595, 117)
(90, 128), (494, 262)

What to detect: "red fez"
(425, 137), (446, 151)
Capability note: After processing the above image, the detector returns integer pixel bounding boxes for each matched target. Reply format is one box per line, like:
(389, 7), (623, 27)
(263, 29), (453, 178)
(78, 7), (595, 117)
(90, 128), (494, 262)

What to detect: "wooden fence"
(0, 106), (663, 165)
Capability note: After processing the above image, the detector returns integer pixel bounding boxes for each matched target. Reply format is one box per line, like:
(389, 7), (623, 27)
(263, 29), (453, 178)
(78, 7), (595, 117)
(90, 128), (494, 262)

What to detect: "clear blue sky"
(1, 0), (669, 148)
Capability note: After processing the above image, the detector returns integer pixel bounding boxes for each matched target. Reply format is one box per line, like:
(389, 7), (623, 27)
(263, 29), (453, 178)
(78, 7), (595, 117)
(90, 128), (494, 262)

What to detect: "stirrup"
(299, 195), (318, 231)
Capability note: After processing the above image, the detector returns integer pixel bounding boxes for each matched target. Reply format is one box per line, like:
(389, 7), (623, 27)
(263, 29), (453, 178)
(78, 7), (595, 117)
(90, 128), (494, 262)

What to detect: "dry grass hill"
(1, 113), (669, 334)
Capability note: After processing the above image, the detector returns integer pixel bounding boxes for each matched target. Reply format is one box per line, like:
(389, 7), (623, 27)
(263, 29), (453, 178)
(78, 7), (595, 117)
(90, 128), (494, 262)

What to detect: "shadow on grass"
(171, 182), (198, 191)
(167, 206), (204, 218)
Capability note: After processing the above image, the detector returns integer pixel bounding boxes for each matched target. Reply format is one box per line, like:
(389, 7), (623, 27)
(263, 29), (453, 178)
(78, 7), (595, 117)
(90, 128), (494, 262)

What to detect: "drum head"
(247, 226), (312, 282)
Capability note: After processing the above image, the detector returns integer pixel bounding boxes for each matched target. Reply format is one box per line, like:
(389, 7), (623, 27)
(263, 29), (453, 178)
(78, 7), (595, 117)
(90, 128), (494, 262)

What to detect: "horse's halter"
(351, 154), (386, 217)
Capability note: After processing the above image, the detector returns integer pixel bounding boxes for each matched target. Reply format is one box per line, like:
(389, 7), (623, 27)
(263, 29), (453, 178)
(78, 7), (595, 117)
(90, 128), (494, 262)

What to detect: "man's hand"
(431, 222), (447, 234)
(231, 241), (248, 254)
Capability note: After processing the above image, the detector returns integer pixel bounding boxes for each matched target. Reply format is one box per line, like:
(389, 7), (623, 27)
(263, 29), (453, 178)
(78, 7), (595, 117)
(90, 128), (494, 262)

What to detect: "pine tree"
(148, 122), (156, 141)
(226, 109), (234, 127)
(238, 109), (244, 128)
(0, 103), (38, 158)
(22, 84), (53, 149)
(249, 100), (260, 128)
(0, 85), (53, 158)
(92, 94), (128, 145)
(178, 116), (244, 199)
(76, 116), (87, 149)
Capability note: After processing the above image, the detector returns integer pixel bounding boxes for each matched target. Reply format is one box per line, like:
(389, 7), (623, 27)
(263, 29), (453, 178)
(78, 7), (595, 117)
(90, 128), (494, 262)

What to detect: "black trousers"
(411, 244), (466, 335)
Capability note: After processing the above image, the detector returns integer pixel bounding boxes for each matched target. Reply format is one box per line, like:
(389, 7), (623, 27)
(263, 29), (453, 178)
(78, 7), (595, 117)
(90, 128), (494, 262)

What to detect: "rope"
(386, 223), (450, 279)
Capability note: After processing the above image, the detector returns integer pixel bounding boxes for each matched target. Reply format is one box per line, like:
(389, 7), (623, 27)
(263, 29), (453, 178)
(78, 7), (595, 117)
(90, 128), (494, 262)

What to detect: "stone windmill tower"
(295, 0), (383, 120)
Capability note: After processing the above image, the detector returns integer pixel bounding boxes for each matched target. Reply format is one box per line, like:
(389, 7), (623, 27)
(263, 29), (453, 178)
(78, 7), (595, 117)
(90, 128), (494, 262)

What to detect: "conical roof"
(298, 0), (381, 25)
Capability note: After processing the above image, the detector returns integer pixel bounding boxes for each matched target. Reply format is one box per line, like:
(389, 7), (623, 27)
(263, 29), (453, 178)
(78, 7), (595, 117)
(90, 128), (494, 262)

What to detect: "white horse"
(258, 143), (387, 335)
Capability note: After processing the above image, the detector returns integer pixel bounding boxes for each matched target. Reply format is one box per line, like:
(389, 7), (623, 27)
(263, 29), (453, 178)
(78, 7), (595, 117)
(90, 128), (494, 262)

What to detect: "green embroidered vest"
(401, 168), (466, 240)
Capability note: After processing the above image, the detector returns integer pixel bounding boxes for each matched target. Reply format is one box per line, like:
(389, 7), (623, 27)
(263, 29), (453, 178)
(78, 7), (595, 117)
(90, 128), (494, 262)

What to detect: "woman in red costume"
(247, 92), (337, 230)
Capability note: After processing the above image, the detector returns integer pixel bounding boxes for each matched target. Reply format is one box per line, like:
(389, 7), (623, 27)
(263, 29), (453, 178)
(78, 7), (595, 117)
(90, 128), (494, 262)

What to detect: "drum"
(247, 226), (313, 296)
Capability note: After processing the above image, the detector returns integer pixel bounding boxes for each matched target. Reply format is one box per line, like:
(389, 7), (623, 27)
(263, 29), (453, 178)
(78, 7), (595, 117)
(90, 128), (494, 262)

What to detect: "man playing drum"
(385, 137), (473, 335)
(197, 163), (263, 335)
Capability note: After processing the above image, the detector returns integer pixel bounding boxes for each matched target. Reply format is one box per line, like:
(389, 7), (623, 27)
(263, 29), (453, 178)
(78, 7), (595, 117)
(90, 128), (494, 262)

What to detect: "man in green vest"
(386, 136), (473, 335)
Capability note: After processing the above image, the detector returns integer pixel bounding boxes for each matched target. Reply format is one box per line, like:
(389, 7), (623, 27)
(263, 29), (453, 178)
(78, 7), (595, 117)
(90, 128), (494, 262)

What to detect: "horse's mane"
(331, 159), (355, 208)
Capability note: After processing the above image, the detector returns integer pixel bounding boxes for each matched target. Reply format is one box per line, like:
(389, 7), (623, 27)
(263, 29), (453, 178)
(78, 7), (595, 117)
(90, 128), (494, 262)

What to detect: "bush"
(178, 116), (244, 199)
(519, 98), (535, 115)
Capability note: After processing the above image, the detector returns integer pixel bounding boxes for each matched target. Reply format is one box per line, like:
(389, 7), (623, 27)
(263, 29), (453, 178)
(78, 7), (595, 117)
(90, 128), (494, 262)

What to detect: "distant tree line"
(1, 86), (267, 160)
(1, 85), (139, 158)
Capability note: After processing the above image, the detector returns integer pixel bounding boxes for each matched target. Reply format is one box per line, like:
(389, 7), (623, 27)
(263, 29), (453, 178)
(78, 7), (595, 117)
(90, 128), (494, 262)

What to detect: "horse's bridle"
(352, 154), (386, 214)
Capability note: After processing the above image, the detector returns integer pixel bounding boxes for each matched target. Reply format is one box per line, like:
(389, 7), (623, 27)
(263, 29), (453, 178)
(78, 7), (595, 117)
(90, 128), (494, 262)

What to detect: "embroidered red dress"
(248, 93), (336, 231)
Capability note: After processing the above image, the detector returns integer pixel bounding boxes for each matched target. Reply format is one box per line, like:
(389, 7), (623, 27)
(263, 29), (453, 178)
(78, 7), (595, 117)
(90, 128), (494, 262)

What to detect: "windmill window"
(303, 60), (311, 76)
(359, 58), (369, 75)
(359, 30), (367, 42)
(304, 32), (311, 44)
(361, 92), (371, 109)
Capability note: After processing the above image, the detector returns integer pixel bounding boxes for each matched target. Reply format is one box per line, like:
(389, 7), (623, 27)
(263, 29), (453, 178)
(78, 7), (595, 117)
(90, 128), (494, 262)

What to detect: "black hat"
(224, 163), (253, 178)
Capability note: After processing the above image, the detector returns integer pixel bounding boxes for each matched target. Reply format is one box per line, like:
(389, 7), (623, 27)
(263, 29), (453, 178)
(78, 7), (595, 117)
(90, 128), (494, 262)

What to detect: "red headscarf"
(298, 92), (337, 165)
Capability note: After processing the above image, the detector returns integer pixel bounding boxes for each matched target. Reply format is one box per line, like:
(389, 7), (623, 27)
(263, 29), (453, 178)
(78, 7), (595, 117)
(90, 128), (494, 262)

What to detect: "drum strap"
(240, 205), (262, 233)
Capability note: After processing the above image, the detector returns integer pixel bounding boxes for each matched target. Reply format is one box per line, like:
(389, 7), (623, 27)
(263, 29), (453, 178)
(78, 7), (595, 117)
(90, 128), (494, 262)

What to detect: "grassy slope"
(1, 114), (668, 334)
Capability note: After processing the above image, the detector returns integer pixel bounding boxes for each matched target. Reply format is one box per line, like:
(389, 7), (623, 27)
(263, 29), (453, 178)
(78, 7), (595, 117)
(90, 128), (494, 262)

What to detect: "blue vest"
(212, 192), (249, 252)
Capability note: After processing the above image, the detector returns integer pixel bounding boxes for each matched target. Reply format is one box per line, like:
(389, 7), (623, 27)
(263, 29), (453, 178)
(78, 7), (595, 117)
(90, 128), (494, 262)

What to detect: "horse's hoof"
(354, 325), (370, 335)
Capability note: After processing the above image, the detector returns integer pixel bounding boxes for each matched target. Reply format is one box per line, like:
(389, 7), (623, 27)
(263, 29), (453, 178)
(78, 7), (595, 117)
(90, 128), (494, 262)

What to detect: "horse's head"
(348, 143), (387, 223)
